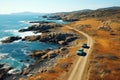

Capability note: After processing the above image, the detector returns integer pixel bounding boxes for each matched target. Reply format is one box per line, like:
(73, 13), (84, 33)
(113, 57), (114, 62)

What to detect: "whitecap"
(18, 31), (42, 38)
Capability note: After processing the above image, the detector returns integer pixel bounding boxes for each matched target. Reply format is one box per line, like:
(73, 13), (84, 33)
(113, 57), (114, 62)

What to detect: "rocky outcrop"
(23, 32), (78, 45)
(1, 36), (22, 43)
(29, 50), (47, 58)
(29, 47), (68, 60)
(62, 18), (79, 22)
(40, 33), (77, 45)
(22, 35), (40, 41)
(19, 22), (62, 33)
(0, 64), (12, 80)
(47, 15), (62, 20)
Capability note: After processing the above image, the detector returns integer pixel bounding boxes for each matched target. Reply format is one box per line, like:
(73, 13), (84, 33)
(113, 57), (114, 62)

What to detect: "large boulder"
(1, 36), (22, 43)
(29, 50), (46, 58)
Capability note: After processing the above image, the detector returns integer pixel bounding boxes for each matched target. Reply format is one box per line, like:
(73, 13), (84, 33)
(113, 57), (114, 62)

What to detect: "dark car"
(76, 48), (86, 56)
(82, 43), (90, 48)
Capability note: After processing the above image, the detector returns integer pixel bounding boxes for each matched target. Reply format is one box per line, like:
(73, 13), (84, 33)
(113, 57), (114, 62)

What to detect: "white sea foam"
(8, 69), (22, 74)
(4, 29), (42, 38)
(0, 53), (8, 60)
(18, 31), (42, 38)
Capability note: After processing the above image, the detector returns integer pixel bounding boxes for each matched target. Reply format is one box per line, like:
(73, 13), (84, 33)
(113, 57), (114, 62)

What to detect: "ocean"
(0, 14), (63, 73)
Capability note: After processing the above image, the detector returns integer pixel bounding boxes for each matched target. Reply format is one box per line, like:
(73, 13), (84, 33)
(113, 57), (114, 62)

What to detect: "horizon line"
(0, 6), (119, 15)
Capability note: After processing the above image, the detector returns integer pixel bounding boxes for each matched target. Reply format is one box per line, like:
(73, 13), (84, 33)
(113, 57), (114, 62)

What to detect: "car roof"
(78, 48), (83, 50)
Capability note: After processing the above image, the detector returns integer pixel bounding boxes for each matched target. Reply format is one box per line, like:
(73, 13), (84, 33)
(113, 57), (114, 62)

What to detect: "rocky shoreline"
(0, 21), (78, 80)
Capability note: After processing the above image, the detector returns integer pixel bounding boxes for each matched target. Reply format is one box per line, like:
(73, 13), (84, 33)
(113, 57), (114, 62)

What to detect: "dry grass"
(77, 18), (120, 80)
(27, 17), (120, 80)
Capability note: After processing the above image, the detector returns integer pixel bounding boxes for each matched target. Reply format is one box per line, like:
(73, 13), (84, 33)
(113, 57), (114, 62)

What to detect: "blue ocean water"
(0, 15), (62, 72)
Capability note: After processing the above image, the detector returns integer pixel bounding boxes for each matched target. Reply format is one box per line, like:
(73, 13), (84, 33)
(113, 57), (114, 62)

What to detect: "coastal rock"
(0, 64), (4, 68)
(39, 32), (78, 45)
(41, 54), (48, 59)
(58, 41), (65, 45)
(30, 47), (68, 60)
(0, 64), (12, 80)
(19, 22), (61, 33)
(42, 15), (47, 18)
(1, 36), (22, 43)
(59, 47), (69, 54)
(62, 18), (79, 22)
(23, 35), (40, 41)
(47, 15), (62, 20)
(29, 50), (46, 58)
(22, 68), (31, 75)
(23, 32), (78, 45)
(47, 51), (57, 58)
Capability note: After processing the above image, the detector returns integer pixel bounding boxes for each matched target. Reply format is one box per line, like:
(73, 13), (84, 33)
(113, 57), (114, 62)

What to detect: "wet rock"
(0, 64), (12, 80)
(29, 50), (46, 58)
(42, 15), (47, 18)
(0, 64), (4, 68)
(1, 36), (22, 43)
(22, 68), (31, 75)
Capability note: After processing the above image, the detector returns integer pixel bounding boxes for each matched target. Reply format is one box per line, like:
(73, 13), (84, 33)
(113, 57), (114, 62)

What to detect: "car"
(76, 48), (86, 56)
(82, 43), (90, 48)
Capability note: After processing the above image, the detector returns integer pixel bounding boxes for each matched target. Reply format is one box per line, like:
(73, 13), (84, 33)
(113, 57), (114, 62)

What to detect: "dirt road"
(66, 26), (94, 80)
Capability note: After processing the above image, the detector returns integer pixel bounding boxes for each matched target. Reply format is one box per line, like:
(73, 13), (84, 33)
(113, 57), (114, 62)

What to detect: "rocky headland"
(0, 21), (79, 80)
(19, 22), (62, 33)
